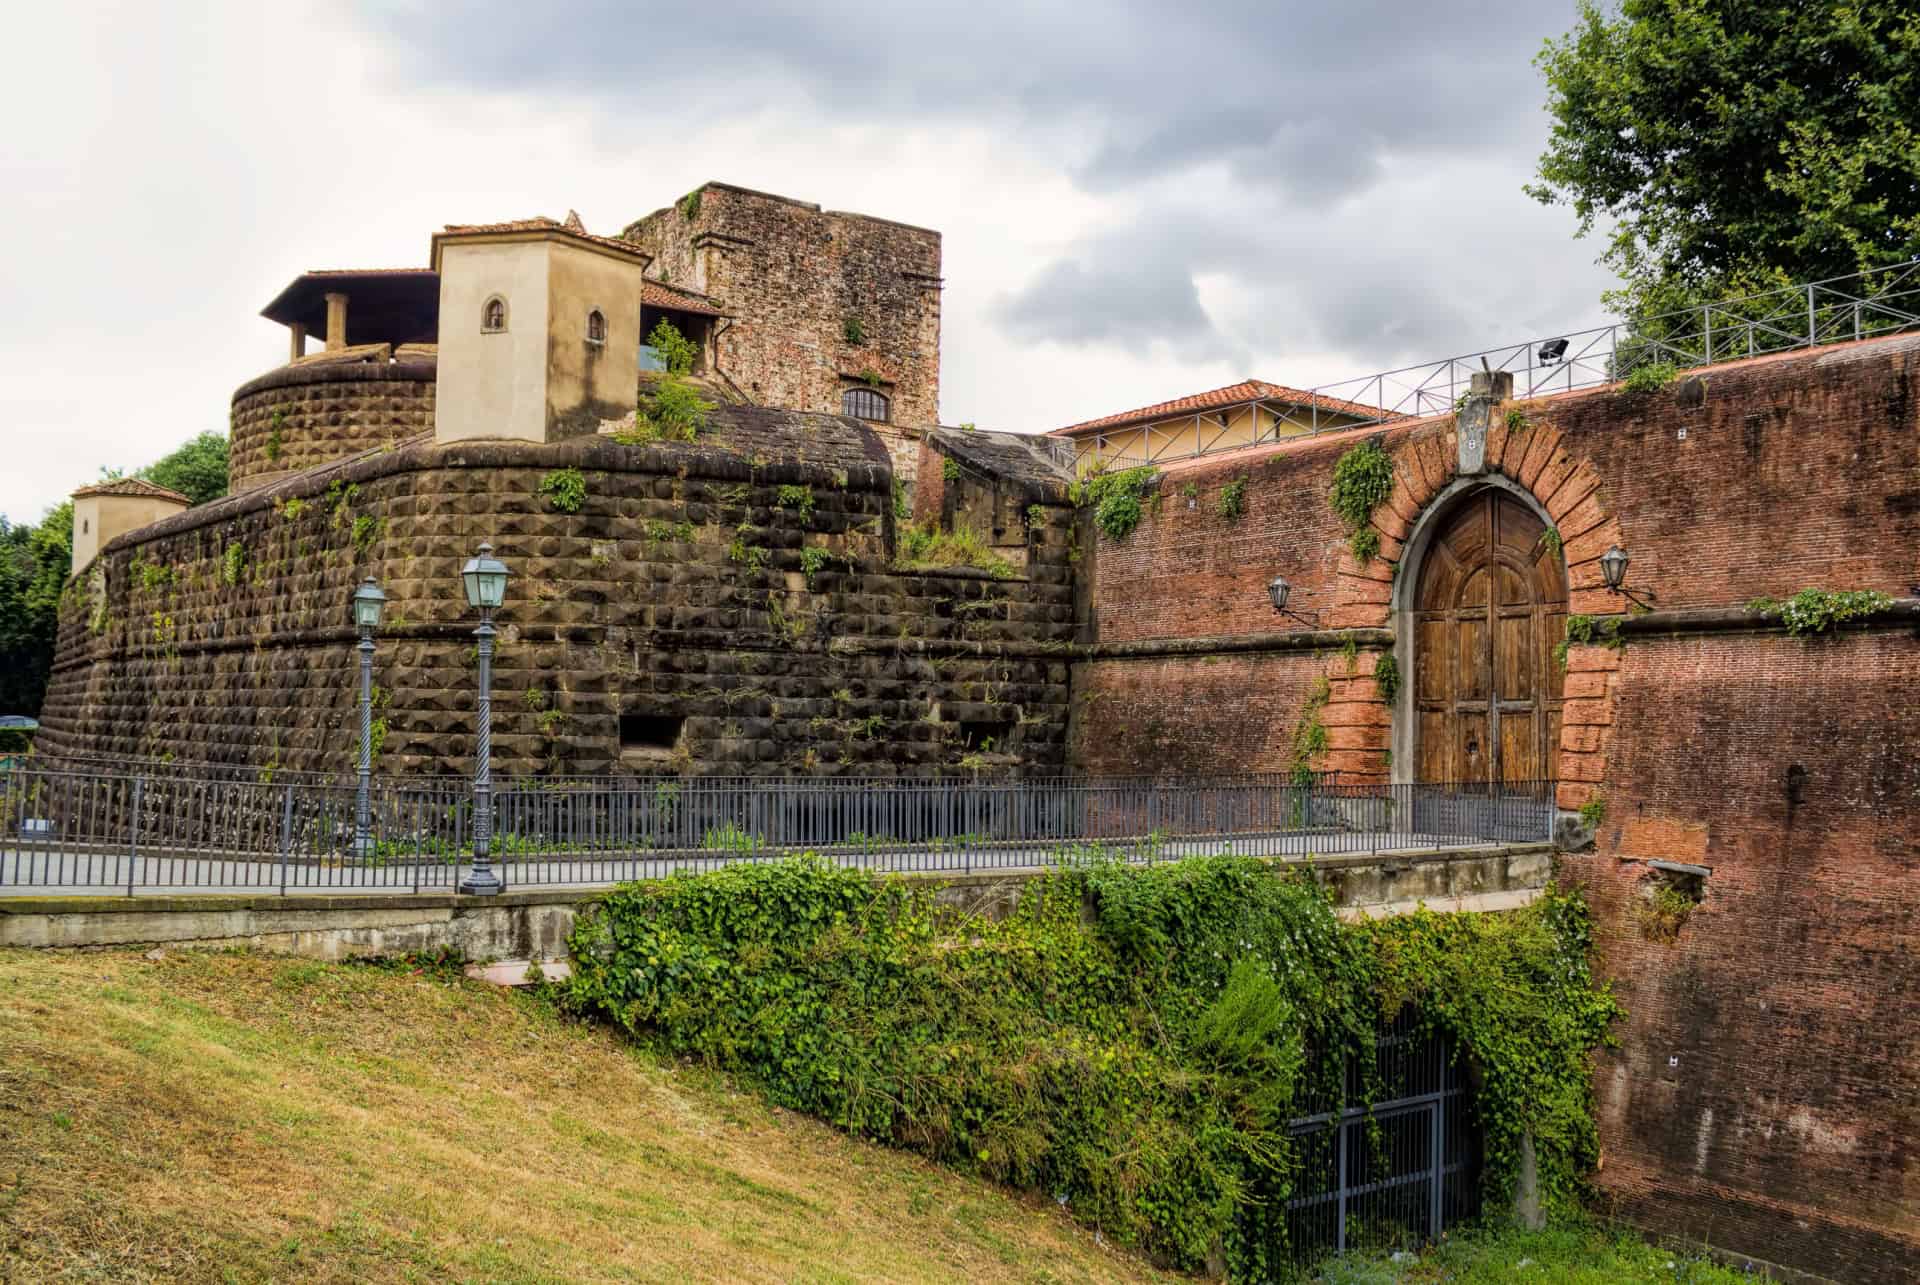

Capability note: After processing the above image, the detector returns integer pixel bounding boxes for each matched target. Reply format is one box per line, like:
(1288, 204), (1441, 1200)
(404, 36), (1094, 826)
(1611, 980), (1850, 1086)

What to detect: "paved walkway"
(0, 831), (1534, 898)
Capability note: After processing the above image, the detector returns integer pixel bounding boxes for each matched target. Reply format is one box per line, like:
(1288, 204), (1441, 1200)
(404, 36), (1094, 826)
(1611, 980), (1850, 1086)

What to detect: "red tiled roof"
(643, 280), (727, 317)
(1051, 379), (1387, 437)
(72, 478), (192, 504)
(438, 216), (650, 262)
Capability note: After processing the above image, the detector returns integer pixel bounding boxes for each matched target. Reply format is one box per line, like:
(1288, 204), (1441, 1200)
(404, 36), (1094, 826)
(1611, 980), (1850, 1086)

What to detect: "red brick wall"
(1577, 632), (1919, 1282)
(1069, 335), (1920, 1278)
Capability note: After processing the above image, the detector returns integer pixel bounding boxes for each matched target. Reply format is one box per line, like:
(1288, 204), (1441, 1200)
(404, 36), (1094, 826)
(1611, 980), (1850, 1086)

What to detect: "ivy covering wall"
(564, 856), (1621, 1279)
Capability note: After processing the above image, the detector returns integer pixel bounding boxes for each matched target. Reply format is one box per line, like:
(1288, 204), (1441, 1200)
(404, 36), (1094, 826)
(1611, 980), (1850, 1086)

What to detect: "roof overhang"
(259, 270), (440, 346)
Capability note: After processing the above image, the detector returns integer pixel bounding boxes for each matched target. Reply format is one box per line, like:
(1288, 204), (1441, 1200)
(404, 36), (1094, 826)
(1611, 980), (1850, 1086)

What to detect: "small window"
(620, 713), (684, 758)
(81, 518), (89, 534)
(482, 296), (507, 333)
(842, 387), (890, 422)
(586, 308), (606, 345)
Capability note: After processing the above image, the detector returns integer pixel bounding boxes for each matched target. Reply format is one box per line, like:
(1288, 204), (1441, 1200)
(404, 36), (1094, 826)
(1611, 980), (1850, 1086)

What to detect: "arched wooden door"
(1412, 489), (1566, 784)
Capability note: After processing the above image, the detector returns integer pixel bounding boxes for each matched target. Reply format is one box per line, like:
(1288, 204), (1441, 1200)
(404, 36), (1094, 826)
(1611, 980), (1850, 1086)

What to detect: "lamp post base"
(458, 866), (503, 897)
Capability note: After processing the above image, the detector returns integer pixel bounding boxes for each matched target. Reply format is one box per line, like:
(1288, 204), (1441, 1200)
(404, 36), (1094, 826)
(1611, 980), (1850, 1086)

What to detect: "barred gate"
(1284, 1009), (1480, 1261)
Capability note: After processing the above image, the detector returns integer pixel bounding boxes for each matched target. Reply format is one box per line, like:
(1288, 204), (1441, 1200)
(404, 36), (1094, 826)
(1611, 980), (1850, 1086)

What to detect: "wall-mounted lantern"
(1600, 544), (1656, 610)
(1267, 575), (1321, 628)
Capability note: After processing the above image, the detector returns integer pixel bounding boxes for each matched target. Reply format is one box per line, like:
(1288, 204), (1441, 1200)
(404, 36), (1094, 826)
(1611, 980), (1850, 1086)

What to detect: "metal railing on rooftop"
(0, 762), (1555, 897)
(1074, 260), (1920, 471)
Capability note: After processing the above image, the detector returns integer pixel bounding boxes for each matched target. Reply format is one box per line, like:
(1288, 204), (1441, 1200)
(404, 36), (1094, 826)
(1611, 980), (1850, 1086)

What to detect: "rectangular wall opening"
(620, 713), (684, 759)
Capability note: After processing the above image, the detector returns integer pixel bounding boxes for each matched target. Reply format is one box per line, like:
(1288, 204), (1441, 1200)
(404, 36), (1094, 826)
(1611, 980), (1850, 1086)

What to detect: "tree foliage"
(139, 431), (230, 506)
(1531, 1), (1920, 321)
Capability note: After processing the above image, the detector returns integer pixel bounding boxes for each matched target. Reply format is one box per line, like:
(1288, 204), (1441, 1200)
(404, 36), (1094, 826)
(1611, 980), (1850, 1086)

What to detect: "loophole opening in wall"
(1635, 863), (1707, 943)
(620, 713), (684, 761)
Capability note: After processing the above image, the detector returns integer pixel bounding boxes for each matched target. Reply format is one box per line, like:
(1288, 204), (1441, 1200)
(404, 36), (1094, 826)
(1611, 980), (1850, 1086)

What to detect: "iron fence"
(0, 763), (1553, 897)
(1076, 259), (1920, 470)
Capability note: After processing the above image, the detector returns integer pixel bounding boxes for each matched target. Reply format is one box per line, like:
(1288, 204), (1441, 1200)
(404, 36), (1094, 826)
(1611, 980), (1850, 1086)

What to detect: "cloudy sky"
(0, 0), (1616, 526)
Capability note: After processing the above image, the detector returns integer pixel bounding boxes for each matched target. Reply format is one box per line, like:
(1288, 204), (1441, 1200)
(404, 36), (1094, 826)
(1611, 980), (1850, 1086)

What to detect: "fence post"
(126, 775), (144, 897)
(1807, 283), (1817, 348)
(278, 784), (294, 896)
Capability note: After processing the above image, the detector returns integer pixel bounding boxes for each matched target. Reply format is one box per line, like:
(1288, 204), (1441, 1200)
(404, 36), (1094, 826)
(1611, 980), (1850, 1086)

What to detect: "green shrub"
(539, 468), (587, 514)
(1748, 588), (1893, 636)
(1070, 465), (1157, 543)
(1620, 360), (1678, 394)
(1216, 475), (1248, 523)
(648, 319), (700, 377)
(775, 484), (816, 523)
(564, 857), (1621, 1279)
(895, 520), (1015, 578)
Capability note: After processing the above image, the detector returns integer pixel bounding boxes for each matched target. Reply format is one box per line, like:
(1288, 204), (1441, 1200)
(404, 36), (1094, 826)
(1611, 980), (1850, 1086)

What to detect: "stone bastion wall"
(229, 358), (438, 493)
(38, 408), (1079, 779)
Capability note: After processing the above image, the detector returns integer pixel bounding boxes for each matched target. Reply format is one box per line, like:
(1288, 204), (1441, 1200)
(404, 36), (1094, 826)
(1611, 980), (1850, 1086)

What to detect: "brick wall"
(1066, 333), (1920, 1279)
(1577, 631), (1919, 1282)
(625, 183), (942, 427)
(229, 360), (436, 492)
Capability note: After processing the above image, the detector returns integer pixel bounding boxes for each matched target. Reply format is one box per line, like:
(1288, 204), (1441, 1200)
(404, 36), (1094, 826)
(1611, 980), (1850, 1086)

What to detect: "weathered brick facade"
(1066, 334), (1920, 1281)
(624, 183), (942, 433)
(229, 359), (436, 492)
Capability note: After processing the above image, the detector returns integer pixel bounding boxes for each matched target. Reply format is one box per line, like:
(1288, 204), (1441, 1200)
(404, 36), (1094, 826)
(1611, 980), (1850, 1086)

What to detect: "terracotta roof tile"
(1051, 379), (1388, 437)
(439, 216), (650, 261)
(642, 280), (727, 317)
(72, 478), (192, 504)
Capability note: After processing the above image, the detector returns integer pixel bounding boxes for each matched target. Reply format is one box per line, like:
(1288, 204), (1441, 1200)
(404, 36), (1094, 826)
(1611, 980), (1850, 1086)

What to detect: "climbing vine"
(1373, 652), (1401, 705)
(1287, 675), (1331, 786)
(1071, 464), (1158, 543)
(1553, 613), (1624, 669)
(1329, 440), (1393, 561)
(563, 857), (1621, 1281)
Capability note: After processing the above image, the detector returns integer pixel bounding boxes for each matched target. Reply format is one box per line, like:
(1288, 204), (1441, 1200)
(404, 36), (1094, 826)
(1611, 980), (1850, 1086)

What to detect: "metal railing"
(1074, 260), (1920, 471)
(0, 763), (1555, 897)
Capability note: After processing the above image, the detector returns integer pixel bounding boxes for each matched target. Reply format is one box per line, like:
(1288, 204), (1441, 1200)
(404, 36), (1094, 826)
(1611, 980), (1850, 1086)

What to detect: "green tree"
(139, 430), (229, 505)
(0, 503), (71, 717)
(1531, 2), (1920, 323)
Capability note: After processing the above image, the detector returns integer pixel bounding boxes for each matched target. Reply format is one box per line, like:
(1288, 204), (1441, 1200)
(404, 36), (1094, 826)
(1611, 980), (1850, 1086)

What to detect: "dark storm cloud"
(357, 0), (1587, 362)
(359, 0), (1564, 203)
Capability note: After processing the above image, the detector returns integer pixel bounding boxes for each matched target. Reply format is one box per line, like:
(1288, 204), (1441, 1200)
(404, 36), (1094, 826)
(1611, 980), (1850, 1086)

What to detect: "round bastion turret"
(229, 354), (437, 492)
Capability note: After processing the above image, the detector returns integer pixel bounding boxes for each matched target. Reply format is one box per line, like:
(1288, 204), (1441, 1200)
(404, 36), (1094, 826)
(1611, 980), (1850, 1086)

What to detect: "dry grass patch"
(0, 948), (1171, 1284)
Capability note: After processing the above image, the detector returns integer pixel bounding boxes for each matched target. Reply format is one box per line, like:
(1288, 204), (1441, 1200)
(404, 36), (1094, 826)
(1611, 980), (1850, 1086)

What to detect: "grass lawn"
(0, 947), (1170, 1283)
(0, 946), (1746, 1284)
(1312, 1223), (1751, 1283)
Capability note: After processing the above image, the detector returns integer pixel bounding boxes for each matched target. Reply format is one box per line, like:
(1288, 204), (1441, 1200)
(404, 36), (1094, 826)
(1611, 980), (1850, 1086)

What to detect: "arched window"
(842, 387), (890, 422)
(482, 296), (507, 333)
(586, 309), (606, 345)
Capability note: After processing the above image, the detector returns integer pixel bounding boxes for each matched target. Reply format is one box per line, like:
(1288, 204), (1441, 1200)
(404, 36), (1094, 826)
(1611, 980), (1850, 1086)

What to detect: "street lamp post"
(351, 577), (386, 860)
(459, 543), (510, 897)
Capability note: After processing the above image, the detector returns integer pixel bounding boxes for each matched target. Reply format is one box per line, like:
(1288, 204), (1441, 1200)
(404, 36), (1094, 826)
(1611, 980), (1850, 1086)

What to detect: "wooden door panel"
(1418, 710), (1452, 782)
(1415, 488), (1569, 785)
(1456, 713), (1490, 782)
(1499, 713), (1539, 782)
(1456, 617), (1491, 703)
(1496, 612), (1535, 701)
(1415, 615), (1448, 702)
